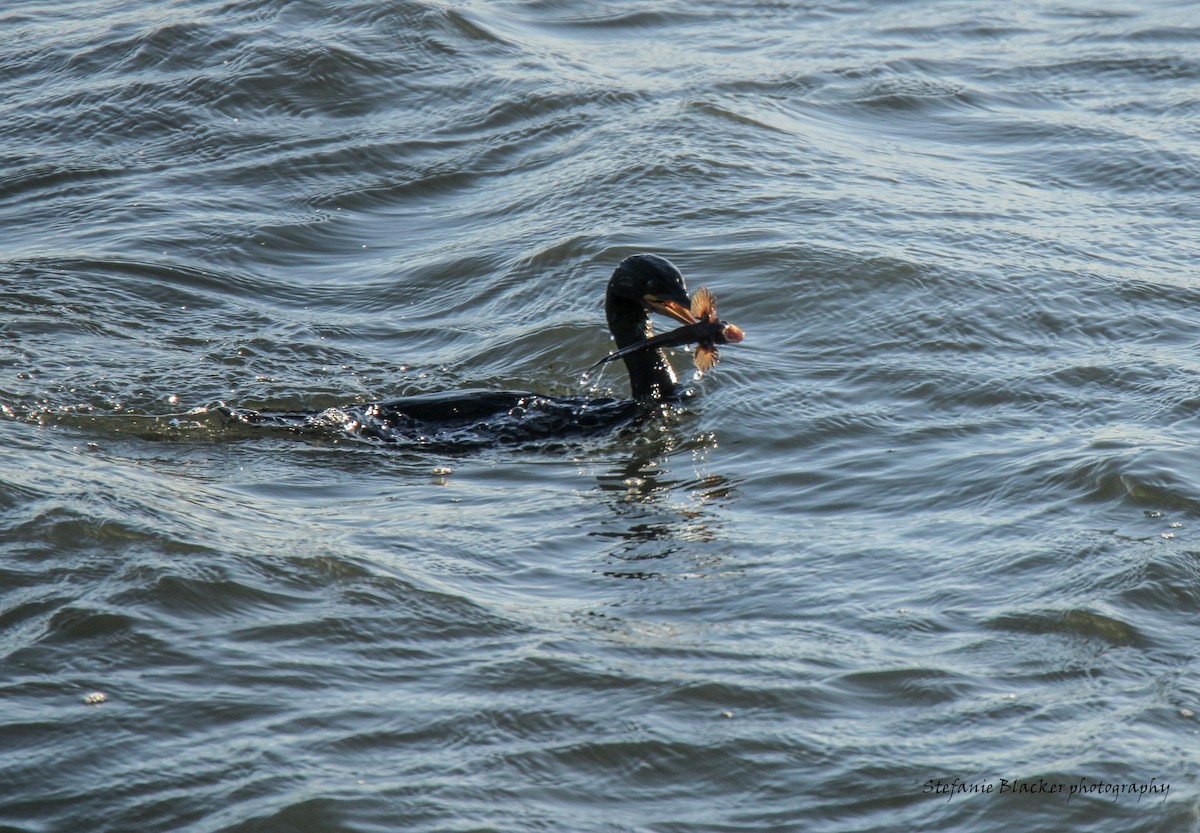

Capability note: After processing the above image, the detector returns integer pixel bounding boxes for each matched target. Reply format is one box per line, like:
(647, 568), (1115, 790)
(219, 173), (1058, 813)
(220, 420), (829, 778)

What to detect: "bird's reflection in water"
(588, 428), (741, 580)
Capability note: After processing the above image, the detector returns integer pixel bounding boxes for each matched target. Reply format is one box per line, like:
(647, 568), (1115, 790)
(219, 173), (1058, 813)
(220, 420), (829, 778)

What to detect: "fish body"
(685, 287), (744, 374)
(590, 286), (744, 376)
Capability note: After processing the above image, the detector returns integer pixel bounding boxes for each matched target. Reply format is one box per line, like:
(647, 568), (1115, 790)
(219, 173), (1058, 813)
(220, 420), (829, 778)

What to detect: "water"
(2, 0), (1199, 830)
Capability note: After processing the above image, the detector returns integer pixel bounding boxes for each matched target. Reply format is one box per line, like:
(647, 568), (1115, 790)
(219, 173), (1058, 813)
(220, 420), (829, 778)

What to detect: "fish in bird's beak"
(687, 287), (743, 374)
(591, 287), (745, 376)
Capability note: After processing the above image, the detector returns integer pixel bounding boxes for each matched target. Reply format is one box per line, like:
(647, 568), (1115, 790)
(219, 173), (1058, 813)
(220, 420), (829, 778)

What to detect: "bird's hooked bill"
(643, 293), (697, 326)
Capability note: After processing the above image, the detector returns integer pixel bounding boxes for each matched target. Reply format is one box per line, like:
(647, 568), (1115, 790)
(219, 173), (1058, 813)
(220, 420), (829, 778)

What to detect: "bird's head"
(606, 253), (698, 328)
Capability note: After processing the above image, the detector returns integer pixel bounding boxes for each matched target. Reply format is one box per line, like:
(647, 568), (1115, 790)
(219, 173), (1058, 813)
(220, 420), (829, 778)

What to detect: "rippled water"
(3, 1), (1200, 830)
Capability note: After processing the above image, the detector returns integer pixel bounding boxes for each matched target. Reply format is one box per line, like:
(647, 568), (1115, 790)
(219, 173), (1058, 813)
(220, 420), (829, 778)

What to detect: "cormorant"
(602, 253), (697, 401)
(219, 254), (712, 448)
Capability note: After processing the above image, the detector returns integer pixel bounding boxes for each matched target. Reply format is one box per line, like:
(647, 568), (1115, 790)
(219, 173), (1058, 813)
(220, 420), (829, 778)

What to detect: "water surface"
(2, 1), (1199, 830)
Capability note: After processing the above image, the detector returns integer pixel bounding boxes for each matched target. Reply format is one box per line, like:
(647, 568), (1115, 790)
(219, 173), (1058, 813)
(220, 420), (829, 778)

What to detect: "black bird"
(603, 253), (697, 401)
(219, 254), (704, 448)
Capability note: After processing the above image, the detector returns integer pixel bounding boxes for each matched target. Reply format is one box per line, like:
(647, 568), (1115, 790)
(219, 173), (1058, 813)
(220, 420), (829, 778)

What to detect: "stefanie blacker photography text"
(922, 777), (1170, 804)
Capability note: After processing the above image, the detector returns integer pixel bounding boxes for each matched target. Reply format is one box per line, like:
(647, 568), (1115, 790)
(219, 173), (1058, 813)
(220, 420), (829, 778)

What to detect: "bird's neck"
(607, 300), (677, 401)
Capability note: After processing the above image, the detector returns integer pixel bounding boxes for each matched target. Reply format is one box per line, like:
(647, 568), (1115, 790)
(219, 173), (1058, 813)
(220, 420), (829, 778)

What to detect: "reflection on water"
(590, 429), (740, 578)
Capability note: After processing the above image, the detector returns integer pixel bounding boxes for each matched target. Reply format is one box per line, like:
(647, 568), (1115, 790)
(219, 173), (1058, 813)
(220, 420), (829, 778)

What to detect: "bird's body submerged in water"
(220, 254), (736, 448)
